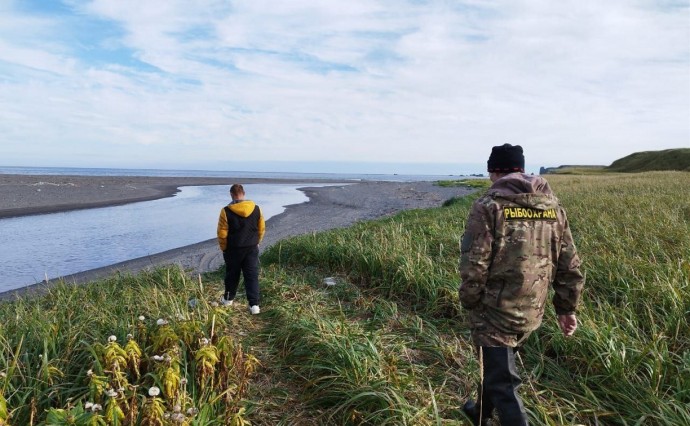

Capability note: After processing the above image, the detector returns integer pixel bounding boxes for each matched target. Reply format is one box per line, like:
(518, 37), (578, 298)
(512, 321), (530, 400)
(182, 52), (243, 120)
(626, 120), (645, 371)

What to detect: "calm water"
(0, 165), (465, 182)
(0, 184), (311, 292)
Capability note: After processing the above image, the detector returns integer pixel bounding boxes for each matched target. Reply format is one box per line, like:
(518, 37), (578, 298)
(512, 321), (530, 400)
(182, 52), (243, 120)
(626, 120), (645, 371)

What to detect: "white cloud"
(0, 0), (688, 172)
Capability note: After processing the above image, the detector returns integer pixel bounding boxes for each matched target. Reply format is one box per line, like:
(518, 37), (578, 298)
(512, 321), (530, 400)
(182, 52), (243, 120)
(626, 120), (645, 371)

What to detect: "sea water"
(0, 166), (475, 293)
(0, 184), (312, 293)
(0, 165), (466, 182)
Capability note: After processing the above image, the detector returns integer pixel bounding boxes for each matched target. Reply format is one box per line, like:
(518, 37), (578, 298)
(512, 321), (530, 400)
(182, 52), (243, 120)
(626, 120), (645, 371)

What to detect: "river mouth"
(0, 184), (309, 292)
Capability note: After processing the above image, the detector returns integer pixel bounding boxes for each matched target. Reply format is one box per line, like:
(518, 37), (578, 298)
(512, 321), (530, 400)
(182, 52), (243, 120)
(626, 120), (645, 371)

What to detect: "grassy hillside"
(541, 148), (690, 174)
(606, 148), (690, 172)
(0, 172), (688, 425)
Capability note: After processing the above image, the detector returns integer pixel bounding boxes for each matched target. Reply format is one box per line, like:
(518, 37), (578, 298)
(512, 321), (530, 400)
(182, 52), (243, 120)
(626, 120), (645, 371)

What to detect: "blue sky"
(0, 0), (688, 175)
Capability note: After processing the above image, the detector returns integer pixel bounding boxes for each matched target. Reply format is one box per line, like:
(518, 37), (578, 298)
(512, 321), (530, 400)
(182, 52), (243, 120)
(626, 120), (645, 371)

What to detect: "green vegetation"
(541, 166), (608, 175)
(607, 148), (690, 172)
(436, 179), (491, 190)
(542, 148), (690, 175)
(1, 171), (688, 425)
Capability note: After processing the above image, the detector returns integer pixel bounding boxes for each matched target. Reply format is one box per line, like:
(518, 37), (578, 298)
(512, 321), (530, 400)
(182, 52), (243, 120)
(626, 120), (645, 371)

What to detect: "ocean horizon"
(0, 164), (486, 182)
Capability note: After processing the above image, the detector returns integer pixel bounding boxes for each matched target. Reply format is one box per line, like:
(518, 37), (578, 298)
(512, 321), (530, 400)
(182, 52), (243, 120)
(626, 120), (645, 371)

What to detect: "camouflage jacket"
(459, 173), (584, 333)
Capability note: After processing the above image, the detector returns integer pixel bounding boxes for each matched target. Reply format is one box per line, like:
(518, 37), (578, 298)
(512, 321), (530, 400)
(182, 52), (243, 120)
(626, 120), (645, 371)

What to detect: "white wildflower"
(87, 369), (94, 376)
(173, 404), (181, 413)
(108, 335), (117, 343)
(180, 377), (188, 385)
(91, 403), (102, 412)
(105, 388), (118, 398)
(200, 337), (209, 346)
(172, 412), (185, 423)
(156, 318), (168, 326)
(85, 402), (94, 410)
(187, 407), (198, 416)
(127, 333), (133, 340)
(152, 355), (164, 362)
(148, 386), (161, 397)
(138, 315), (145, 321)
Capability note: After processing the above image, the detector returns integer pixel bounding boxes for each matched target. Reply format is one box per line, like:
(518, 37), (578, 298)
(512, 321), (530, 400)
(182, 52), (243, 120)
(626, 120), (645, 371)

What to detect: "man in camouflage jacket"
(459, 144), (584, 426)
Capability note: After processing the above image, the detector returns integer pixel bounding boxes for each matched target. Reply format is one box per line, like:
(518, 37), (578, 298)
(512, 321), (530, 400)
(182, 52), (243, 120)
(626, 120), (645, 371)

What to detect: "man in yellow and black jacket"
(217, 184), (265, 314)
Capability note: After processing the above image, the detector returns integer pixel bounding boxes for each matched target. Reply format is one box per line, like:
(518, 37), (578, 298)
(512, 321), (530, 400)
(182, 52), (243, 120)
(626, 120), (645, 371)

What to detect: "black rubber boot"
(462, 399), (491, 426)
(481, 346), (529, 425)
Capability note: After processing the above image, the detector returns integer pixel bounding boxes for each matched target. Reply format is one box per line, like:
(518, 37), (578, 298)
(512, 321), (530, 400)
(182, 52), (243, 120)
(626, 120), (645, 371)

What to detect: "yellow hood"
(228, 200), (257, 217)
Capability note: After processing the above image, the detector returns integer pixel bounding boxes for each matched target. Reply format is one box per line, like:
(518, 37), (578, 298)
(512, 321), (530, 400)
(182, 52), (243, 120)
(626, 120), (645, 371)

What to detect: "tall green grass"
(0, 269), (261, 425)
(260, 171), (689, 425)
(0, 171), (687, 425)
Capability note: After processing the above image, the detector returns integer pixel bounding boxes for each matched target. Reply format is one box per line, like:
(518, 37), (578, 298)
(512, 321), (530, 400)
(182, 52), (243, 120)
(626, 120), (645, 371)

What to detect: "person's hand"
(558, 314), (577, 337)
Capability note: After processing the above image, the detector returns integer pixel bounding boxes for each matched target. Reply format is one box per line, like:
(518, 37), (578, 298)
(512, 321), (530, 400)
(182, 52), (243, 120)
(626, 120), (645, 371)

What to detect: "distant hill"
(540, 148), (690, 174)
(607, 148), (690, 172)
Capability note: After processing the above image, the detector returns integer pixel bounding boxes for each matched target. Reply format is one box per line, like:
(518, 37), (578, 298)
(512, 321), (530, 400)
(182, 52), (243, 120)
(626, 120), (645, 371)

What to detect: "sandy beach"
(0, 174), (474, 299)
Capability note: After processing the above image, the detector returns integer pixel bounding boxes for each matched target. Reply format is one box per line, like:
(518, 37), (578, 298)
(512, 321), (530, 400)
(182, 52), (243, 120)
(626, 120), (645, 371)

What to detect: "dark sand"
(0, 174), (344, 219)
(0, 174), (474, 300)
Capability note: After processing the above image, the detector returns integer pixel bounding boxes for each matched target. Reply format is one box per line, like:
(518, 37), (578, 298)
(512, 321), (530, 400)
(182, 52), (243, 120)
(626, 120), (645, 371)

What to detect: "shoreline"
(0, 175), (474, 300)
(0, 174), (347, 219)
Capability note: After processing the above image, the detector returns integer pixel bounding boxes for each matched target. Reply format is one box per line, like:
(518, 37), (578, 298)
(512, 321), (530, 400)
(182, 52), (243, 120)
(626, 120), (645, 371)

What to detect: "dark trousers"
(476, 346), (528, 426)
(223, 246), (260, 306)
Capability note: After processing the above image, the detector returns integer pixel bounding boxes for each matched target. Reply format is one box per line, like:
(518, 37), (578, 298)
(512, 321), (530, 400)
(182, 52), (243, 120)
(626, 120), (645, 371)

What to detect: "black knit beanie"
(487, 143), (525, 173)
